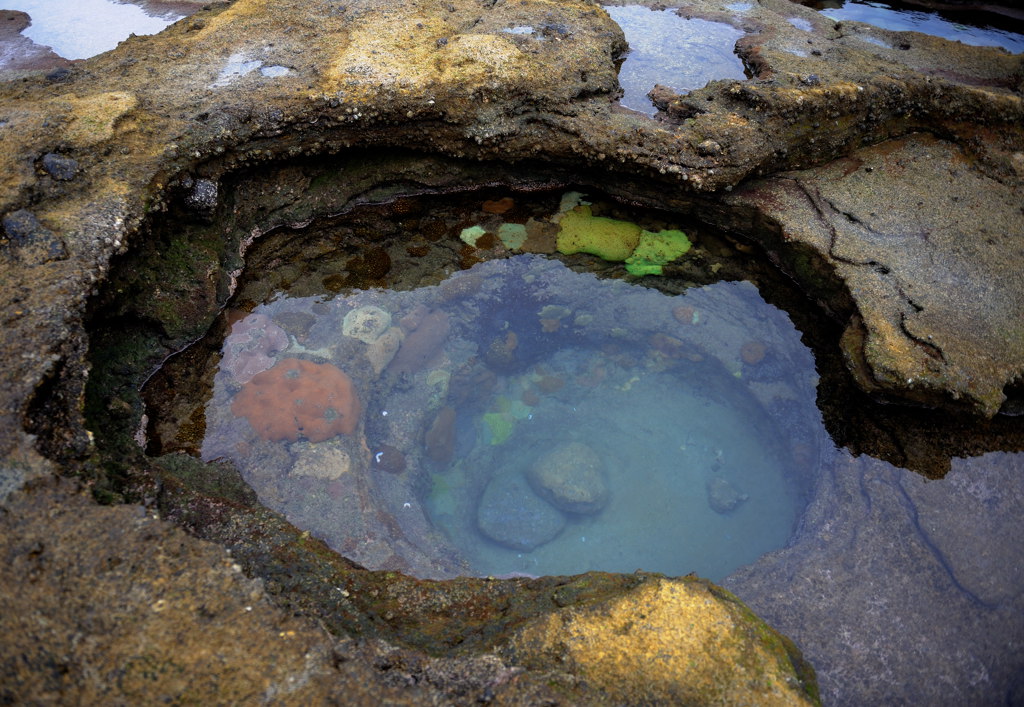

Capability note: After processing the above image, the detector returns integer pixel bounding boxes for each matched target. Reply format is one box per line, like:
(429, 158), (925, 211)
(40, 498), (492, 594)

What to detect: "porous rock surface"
(0, 0), (1021, 702)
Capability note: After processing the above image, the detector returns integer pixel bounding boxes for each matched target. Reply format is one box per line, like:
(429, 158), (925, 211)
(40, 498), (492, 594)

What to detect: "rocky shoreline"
(1, 0), (1021, 702)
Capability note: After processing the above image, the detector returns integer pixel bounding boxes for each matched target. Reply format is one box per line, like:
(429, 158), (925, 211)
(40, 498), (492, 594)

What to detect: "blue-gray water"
(817, 0), (1024, 53)
(603, 5), (747, 114)
(199, 248), (818, 581)
(2, 0), (181, 60)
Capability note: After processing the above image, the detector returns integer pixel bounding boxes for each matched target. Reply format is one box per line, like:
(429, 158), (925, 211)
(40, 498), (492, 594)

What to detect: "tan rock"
(290, 444), (352, 481)
(527, 441), (608, 514)
(503, 575), (817, 705)
(365, 326), (404, 375)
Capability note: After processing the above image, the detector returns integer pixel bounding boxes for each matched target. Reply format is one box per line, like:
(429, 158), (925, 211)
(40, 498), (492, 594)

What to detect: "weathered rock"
(1, 209), (66, 262)
(527, 441), (609, 514)
(40, 153), (79, 181)
(477, 471), (566, 551)
(725, 451), (1024, 706)
(0, 480), (437, 704)
(502, 575), (818, 705)
(728, 133), (1024, 417)
(0, 0), (1020, 702)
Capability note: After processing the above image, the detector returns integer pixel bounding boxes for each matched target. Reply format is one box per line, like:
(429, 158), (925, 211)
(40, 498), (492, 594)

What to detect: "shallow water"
(603, 5), (747, 114)
(3, 0), (181, 60)
(813, 0), (1024, 53)
(198, 258), (810, 580)
(149, 188), (822, 581)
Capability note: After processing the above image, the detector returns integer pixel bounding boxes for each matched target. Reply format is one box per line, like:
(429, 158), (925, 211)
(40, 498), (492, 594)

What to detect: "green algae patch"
(483, 411), (515, 444)
(460, 224), (488, 246)
(625, 228), (692, 276)
(556, 205), (642, 261)
(497, 223), (528, 250)
(556, 205), (691, 275)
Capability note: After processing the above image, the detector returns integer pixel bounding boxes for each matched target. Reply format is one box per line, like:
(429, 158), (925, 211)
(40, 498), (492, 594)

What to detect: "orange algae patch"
(482, 197), (515, 214)
(231, 357), (361, 442)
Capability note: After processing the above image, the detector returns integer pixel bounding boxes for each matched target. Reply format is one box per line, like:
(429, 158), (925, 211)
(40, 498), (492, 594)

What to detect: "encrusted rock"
(290, 443), (352, 481)
(706, 476), (749, 514)
(527, 441), (608, 515)
(231, 358), (361, 442)
(343, 305), (392, 344)
(365, 325), (404, 375)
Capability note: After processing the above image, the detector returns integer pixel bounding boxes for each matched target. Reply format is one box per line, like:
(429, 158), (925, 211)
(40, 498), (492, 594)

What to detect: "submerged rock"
(528, 441), (609, 514)
(706, 476), (749, 514)
(342, 305), (392, 344)
(290, 443), (352, 481)
(477, 471), (566, 551)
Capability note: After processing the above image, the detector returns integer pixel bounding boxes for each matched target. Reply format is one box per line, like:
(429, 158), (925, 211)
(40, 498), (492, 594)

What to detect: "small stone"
(342, 305), (391, 344)
(1, 209), (67, 262)
(290, 444), (352, 481)
(478, 471), (565, 551)
(41, 153), (79, 181)
(696, 139), (723, 157)
(365, 326), (404, 374)
(528, 441), (608, 514)
(185, 178), (218, 216)
(371, 444), (406, 474)
(706, 477), (749, 514)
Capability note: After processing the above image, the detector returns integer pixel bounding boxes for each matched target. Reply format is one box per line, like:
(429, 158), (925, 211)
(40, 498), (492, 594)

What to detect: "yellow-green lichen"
(556, 205), (643, 261)
(625, 229), (692, 276)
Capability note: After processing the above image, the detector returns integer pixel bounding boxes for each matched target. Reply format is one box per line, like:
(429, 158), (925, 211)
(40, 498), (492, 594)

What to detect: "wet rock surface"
(728, 133), (1024, 416)
(725, 451), (1024, 706)
(0, 0), (1021, 702)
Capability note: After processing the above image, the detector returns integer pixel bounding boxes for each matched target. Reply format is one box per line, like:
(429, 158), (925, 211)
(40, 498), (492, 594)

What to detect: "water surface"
(811, 0), (1024, 52)
(604, 5), (747, 114)
(3, 0), (181, 60)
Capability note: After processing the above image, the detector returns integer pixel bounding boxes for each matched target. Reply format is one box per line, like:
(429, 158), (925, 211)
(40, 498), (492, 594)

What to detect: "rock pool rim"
(84, 161), (1024, 491)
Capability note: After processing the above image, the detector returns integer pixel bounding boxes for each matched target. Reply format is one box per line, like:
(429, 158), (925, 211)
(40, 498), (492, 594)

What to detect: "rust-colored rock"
(424, 406), (456, 464)
(231, 358), (361, 442)
(482, 197), (514, 214)
(387, 309), (450, 376)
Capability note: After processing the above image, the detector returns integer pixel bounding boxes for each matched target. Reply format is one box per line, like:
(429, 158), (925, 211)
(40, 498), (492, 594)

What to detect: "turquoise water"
(194, 236), (818, 580)
(428, 346), (801, 579)
(603, 5), (747, 114)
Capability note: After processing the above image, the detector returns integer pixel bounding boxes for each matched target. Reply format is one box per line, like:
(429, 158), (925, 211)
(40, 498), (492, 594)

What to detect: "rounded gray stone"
(477, 471), (565, 551)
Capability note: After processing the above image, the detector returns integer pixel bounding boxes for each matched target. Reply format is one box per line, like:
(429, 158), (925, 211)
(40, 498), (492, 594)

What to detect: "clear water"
(136, 185), (1024, 700)
(603, 5), (747, 114)
(3, 0), (181, 60)
(818, 1), (1024, 53)
(184, 193), (818, 582)
(428, 337), (801, 579)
